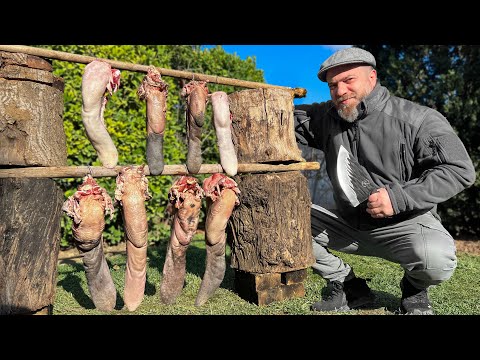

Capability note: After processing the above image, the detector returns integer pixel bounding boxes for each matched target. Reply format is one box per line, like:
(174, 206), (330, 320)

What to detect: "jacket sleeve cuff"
(386, 183), (406, 214)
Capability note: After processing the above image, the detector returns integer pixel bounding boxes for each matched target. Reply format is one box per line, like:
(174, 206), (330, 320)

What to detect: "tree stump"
(0, 51), (66, 314)
(227, 88), (314, 305)
(0, 179), (64, 314)
(0, 51), (66, 166)
(228, 88), (305, 164)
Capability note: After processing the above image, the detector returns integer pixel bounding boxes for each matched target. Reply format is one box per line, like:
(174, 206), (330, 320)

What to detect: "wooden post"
(227, 88), (315, 305)
(0, 51), (67, 314)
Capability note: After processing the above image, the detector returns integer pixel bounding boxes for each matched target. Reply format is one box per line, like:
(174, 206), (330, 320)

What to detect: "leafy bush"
(40, 45), (264, 248)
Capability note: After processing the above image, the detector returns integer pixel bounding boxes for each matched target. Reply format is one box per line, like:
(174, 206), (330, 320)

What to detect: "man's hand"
(366, 187), (394, 219)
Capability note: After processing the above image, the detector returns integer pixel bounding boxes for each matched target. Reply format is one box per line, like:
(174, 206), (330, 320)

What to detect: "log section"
(227, 171), (314, 274)
(227, 88), (315, 305)
(229, 88), (304, 164)
(0, 51), (66, 314)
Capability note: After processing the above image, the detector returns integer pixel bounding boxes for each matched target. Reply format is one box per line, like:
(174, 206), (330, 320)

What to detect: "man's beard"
(335, 89), (370, 123)
(337, 104), (360, 123)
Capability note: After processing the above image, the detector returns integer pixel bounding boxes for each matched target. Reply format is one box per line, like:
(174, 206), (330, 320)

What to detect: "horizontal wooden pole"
(0, 162), (320, 179)
(0, 45), (307, 98)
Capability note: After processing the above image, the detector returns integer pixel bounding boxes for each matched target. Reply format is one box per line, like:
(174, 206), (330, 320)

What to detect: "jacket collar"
(362, 81), (390, 115)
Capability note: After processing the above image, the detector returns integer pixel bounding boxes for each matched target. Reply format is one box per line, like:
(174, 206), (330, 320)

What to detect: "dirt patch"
(454, 239), (480, 256)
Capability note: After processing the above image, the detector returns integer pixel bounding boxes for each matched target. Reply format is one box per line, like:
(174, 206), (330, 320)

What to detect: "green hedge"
(40, 45), (264, 248)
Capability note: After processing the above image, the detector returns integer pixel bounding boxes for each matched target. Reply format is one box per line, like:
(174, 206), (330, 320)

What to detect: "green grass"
(53, 238), (480, 315)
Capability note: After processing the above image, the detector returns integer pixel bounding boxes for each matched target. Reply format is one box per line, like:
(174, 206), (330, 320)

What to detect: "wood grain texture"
(0, 53), (67, 314)
(0, 51), (53, 71)
(0, 178), (64, 314)
(0, 162), (321, 178)
(0, 64), (54, 84)
(228, 88), (305, 164)
(227, 171), (314, 273)
(0, 78), (67, 166)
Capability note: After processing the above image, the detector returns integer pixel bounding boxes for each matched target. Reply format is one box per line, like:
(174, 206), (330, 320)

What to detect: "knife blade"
(336, 145), (378, 207)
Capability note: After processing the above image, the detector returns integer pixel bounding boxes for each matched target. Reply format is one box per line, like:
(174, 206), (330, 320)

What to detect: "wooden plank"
(0, 162), (320, 178)
(0, 51), (53, 71)
(233, 271), (282, 292)
(281, 269), (308, 285)
(0, 64), (54, 84)
(233, 270), (307, 305)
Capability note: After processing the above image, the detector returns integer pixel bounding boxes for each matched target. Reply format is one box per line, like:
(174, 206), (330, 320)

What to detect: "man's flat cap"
(317, 47), (376, 82)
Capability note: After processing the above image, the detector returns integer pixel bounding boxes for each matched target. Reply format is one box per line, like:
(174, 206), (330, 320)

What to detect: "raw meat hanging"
(181, 80), (209, 174)
(114, 165), (152, 311)
(81, 60), (121, 168)
(137, 66), (169, 175)
(159, 176), (204, 304)
(62, 174), (117, 311)
(195, 173), (240, 306)
(210, 91), (238, 176)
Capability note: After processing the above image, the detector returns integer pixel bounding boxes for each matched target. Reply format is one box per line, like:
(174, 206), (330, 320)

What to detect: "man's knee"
(406, 263), (456, 289)
(406, 228), (457, 287)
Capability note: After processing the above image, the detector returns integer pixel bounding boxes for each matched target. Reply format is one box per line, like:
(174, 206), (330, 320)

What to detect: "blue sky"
(204, 45), (351, 105)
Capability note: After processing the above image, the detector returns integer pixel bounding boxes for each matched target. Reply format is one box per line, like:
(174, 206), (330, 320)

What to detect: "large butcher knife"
(337, 145), (378, 207)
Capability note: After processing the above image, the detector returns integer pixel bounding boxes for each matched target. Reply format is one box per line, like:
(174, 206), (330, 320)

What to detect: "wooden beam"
(0, 162), (320, 178)
(0, 45), (307, 98)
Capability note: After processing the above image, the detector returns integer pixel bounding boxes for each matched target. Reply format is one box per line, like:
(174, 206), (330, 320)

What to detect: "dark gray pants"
(311, 205), (457, 289)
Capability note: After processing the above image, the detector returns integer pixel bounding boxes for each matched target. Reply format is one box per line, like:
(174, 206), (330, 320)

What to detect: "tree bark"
(225, 88), (315, 304)
(0, 178), (64, 314)
(0, 52), (66, 167)
(227, 171), (314, 274)
(0, 51), (66, 314)
(228, 88), (305, 164)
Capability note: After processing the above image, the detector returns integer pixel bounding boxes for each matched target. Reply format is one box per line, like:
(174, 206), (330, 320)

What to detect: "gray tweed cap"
(317, 47), (376, 82)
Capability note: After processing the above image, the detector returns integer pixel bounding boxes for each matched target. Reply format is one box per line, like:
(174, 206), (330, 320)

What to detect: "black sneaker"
(399, 276), (434, 315)
(311, 277), (375, 312)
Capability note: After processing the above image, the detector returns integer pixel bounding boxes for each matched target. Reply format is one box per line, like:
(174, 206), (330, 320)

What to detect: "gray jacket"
(295, 82), (476, 230)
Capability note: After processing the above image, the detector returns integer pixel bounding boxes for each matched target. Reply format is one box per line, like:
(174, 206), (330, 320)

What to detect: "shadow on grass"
(57, 262), (95, 310)
(371, 291), (400, 313)
(58, 241), (237, 310)
(147, 242), (236, 291)
(104, 254), (158, 300)
(318, 285), (400, 313)
(58, 259), (125, 311)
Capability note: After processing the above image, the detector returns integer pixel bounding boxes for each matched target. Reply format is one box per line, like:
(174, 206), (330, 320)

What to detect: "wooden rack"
(0, 45), (315, 179)
(0, 162), (320, 178)
(0, 45), (307, 98)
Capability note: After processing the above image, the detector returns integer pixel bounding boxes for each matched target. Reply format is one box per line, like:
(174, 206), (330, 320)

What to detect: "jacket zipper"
(352, 122), (359, 157)
(400, 143), (406, 182)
